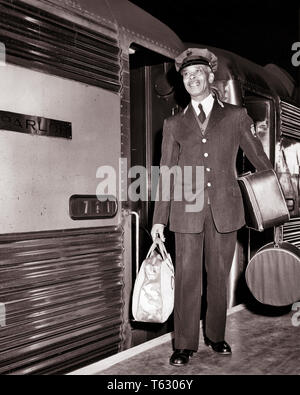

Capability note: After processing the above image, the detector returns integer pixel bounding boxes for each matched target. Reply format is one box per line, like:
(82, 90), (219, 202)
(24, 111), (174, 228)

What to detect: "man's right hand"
(151, 224), (165, 242)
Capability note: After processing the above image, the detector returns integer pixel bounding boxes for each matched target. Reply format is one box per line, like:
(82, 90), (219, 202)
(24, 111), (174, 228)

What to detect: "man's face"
(181, 65), (214, 100)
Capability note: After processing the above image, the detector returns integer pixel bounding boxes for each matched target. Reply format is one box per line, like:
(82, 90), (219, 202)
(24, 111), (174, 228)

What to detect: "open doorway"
(129, 45), (186, 345)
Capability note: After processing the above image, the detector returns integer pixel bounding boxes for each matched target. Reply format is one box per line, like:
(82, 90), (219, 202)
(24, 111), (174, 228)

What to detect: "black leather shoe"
(204, 337), (232, 355)
(169, 349), (193, 366)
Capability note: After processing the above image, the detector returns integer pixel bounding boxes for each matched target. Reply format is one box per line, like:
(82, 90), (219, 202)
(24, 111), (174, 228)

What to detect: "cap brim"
(179, 58), (211, 73)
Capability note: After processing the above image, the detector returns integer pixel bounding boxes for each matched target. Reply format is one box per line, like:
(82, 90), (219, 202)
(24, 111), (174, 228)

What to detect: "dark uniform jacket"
(152, 99), (273, 233)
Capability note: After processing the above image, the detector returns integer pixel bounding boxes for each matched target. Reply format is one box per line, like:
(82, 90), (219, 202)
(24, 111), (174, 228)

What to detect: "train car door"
(129, 46), (186, 346)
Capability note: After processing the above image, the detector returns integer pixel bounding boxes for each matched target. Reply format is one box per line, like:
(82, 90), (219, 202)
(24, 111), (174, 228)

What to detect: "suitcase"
(238, 169), (290, 232)
(246, 241), (300, 306)
(131, 239), (174, 323)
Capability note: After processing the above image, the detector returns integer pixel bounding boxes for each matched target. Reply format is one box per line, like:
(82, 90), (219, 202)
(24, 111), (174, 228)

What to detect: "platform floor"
(70, 303), (300, 375)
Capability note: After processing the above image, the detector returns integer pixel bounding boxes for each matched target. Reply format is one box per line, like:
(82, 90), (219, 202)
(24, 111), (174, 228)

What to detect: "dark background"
(130, 0), (300, 84)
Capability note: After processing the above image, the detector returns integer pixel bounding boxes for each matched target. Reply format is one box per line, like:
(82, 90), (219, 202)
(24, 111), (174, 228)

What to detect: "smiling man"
(151, 48), (273, 367)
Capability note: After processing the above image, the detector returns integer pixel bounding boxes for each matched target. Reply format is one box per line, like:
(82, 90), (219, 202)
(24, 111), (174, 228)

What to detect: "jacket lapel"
(204, 99), (226, 135)
(181, 103), (200, 134)
(181, 98), (226, 136)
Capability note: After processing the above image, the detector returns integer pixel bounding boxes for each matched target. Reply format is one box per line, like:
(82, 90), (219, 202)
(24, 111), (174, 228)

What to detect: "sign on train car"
(0, 110), (72, 139)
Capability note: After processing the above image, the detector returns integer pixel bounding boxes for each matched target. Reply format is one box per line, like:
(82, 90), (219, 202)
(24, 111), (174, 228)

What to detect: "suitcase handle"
(146, 238), (169, 261)
(128, 210), (140, 277)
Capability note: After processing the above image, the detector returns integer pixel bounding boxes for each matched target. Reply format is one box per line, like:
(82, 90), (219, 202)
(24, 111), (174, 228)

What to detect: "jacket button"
(204, 153), (208, 157)
(207, 182), (212, 187)
(202, 138), (207, 143)
(206, 167), (211, 172)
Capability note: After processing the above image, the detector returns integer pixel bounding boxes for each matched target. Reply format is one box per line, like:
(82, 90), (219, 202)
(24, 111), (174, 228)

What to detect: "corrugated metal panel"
(0, 0), (121, 92)
(283, 217), (300, 248)
(0, 226), (124, 375)
(280, 101), (300, 140)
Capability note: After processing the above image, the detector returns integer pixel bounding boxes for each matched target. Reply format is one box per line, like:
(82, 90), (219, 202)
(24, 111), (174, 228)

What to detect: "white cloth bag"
(132, 238), (175, 323)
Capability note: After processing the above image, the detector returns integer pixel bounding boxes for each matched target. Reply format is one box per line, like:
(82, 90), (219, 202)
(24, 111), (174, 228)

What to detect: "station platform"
(68, 303), (300, 376)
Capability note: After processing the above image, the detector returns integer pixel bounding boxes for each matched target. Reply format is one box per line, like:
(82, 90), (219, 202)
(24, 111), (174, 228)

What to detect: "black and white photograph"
(0, 0), (300, 382)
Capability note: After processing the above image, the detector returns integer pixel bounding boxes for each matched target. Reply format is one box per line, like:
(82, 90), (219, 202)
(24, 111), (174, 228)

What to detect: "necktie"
(198, 103), (206, 123)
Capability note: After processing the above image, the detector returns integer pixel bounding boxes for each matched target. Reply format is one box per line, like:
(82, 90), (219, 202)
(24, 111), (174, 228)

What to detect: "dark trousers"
(174, 204), (237, 351)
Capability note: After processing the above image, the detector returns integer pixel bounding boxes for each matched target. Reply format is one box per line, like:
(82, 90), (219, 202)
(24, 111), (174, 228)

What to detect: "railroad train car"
(0, 0), (299, 375)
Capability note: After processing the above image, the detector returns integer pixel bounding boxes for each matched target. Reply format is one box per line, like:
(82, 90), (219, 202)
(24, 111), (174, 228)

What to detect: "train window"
(244, 96), (274, 160)
(69, 195), (118, 220)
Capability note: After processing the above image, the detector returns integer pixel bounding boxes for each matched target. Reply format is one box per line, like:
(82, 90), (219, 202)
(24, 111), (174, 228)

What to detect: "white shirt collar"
(192, 93), (214, 117)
